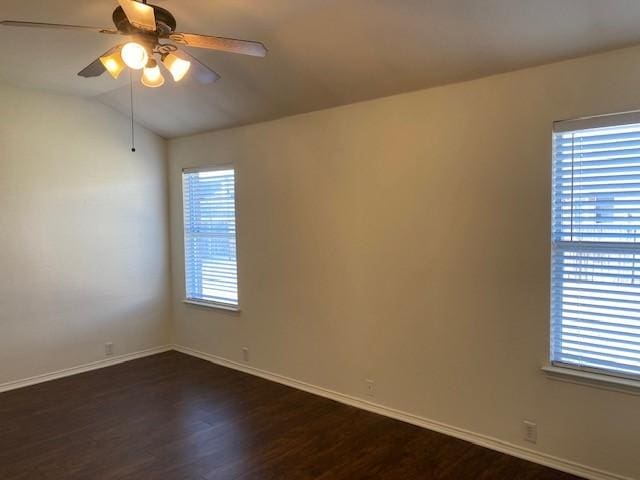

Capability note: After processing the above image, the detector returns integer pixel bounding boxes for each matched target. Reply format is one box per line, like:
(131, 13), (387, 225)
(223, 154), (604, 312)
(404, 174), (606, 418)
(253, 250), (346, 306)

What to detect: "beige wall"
(169, 45), (640, 480)
(0, 83), (170, 384)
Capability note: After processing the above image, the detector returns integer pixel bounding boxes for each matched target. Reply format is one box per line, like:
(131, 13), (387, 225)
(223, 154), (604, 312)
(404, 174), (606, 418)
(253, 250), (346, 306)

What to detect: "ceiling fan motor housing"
(112, 4), (177, 37)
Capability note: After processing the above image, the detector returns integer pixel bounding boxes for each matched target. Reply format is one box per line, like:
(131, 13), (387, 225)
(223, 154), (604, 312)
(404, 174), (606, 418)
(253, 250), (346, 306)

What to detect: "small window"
(552, 113), (640, 380)
(182, 167), (238, 308)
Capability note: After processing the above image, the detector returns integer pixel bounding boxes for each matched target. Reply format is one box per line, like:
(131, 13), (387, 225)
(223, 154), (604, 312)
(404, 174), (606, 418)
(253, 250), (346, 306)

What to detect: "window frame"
(546, 110), (640, 392)
(181, 164), (241, 312)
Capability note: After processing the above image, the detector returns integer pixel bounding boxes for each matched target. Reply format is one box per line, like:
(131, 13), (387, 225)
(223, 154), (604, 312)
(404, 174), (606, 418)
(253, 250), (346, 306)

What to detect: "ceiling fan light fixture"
(163, 53), (191, 82)
(99, 48), (125, 79)
(3, 2), (267, 90)
(141, 59), (165, 88)
(121, 41), (149, 70)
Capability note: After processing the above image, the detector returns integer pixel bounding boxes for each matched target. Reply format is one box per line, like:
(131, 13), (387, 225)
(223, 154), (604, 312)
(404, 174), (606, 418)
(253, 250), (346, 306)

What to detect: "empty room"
(1, 1), (640, 479)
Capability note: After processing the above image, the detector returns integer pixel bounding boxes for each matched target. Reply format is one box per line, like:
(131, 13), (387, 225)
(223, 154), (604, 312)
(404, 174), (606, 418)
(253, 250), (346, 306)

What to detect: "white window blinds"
(552, 115), (640, 380)
(183, 167), (238, 307)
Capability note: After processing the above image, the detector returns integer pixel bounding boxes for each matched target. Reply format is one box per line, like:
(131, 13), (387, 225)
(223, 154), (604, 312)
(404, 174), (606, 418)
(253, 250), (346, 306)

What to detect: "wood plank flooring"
(0, 351), (584, 479)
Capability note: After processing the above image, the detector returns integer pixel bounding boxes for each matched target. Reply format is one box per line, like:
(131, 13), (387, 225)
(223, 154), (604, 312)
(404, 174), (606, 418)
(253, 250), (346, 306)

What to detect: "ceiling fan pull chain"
(130, 70), (136, 153)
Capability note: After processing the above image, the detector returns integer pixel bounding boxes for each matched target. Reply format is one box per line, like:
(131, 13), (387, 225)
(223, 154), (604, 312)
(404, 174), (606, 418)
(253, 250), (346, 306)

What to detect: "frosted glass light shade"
(163, 53), (191, 82)
(121, 42), (149, 70)
(141, 61), (165, 88)
(100, 49), (126, 79)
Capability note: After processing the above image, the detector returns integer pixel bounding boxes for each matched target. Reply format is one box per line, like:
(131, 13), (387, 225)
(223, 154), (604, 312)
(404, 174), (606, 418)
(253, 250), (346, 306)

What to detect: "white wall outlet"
(242, 347), (249, 362)
(104, 342), (114, 357)
(523, 420), (538, 443)
(365, 379), (375, 397)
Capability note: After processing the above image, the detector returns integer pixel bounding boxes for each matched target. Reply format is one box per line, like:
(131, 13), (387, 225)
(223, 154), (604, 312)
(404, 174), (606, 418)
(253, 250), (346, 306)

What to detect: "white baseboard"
(173, 344), (633, 480)
(0, 345), (172, 394)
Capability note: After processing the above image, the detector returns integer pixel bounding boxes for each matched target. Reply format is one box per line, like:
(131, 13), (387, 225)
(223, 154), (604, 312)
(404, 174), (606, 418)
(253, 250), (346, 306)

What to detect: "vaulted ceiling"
(3, 0), (640, 138)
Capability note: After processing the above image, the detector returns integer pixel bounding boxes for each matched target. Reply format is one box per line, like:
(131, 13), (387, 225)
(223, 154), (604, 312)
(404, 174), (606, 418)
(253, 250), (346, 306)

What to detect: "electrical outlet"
(242, 347), (249, 362)
(105, 342), (114, 357)
(365, 379), (375, 397)
(523, 420), (537, 443)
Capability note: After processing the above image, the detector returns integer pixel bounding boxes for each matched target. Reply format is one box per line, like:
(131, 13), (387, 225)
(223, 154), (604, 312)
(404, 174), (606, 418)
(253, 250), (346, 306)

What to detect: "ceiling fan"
(0, 0), (268, 88)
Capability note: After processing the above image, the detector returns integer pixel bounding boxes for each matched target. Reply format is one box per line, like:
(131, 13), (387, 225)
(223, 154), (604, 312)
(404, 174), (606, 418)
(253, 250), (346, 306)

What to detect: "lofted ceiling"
(3, 0), (640, 138)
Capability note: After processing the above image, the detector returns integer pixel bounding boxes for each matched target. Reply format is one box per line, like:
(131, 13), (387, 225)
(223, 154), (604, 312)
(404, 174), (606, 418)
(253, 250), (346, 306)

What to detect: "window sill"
(182, 299), (240, 313)
(542, 365), (640, 396)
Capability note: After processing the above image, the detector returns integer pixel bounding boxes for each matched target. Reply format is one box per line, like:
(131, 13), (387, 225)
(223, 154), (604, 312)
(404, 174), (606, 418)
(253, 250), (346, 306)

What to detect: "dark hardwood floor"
(0, 351), (584, 479)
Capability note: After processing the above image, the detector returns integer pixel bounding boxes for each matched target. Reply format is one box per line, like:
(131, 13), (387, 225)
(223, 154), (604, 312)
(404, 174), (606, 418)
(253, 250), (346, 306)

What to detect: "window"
(183, 167), (238, 308)
(552, 112), (640, 381)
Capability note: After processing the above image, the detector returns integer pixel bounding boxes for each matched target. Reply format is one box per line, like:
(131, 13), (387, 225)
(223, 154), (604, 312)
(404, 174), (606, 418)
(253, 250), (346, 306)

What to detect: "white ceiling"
(3, 0), (640, 138)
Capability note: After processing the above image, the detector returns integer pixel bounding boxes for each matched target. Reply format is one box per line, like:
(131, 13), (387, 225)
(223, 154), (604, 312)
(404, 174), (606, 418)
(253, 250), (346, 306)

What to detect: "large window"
(182, 167), (238, 308)
(552, 113), (640, 380)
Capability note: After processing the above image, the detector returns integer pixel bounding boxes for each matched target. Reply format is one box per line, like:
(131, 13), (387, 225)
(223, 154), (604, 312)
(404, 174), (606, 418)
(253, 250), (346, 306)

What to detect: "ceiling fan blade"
(117, 0), (156, 32)
(0, 20), (118, 34)
(78, 59), (106, 78)
(175, 49), (221, 84)
(77, 46), (119, 78)
(170, 32), (267, 57)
